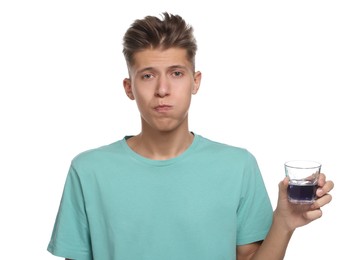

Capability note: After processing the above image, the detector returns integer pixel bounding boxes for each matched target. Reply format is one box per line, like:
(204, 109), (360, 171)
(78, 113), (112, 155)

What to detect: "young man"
(47, 13), (334, 260)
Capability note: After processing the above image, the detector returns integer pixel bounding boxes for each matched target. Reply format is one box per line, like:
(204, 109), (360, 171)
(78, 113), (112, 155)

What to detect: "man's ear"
(192, 71), (202, 95)
(123, 78), (135, 100)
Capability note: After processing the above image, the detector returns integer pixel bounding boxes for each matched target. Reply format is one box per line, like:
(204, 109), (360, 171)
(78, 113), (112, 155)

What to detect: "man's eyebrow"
(136, 67), (154, 74)
(136, 65), (188, 74)
(168, 65), (188, 70)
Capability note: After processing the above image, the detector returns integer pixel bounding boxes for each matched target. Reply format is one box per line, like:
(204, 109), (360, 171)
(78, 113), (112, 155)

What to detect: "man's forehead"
(132, 48), (190, 70)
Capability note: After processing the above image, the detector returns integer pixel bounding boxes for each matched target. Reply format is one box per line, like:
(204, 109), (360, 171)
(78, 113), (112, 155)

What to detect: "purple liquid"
(288, 183), (317, 203)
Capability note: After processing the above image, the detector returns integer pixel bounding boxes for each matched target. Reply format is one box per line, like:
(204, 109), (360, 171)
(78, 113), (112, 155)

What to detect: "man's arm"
(237, 174), (333, 260)
(236, 213), (294, 260)
(236, 241), (263, 260)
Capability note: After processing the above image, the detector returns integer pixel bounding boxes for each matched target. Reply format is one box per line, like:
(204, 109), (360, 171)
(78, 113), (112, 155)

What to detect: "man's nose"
(155, 76), (170, 97)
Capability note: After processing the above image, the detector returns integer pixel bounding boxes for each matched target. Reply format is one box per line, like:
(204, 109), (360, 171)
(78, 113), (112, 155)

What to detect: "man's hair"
(122, 12), (197, 71)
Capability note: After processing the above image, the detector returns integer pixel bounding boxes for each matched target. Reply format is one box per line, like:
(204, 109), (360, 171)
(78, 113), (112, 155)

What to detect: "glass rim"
(284, 160), (321, 169)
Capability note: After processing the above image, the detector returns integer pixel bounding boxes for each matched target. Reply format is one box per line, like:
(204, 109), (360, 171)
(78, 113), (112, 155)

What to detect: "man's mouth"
(154, 105), (172, 112)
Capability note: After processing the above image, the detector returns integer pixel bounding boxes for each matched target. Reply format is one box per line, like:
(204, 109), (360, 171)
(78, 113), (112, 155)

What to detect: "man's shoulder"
(71, 139), (124, 166)
(196, 135), (255, 160)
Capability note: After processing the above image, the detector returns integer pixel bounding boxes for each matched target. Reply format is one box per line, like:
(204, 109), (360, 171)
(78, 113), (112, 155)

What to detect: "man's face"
(123, 48), (201, 133)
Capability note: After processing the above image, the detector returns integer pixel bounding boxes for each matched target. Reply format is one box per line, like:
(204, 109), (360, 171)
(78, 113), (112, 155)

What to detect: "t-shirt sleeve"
(47, 164), (93, 260)
(236, 152), (273, 245)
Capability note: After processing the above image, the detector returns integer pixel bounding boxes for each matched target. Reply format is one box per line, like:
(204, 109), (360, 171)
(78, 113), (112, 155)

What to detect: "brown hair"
(122, 12), (197, 71)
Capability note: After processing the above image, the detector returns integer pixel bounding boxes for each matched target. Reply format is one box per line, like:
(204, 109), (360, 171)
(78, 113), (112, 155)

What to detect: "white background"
(1, 0), (363, 259)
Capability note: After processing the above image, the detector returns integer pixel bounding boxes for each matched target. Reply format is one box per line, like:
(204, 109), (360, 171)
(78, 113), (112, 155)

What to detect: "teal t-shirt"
(47, 134), (273, 260)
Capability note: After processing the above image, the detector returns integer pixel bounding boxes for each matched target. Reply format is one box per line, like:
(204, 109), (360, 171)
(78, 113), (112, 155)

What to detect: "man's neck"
(126, 129), (194, 160)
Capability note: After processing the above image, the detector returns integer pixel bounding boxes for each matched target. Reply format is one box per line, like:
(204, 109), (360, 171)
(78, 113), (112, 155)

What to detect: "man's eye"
(142, 74), (153, 79)
(173, 71), (183, 77)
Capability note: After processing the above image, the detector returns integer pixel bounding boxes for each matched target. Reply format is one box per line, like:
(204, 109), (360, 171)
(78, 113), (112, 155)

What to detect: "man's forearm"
(252, 212), (294, 260)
